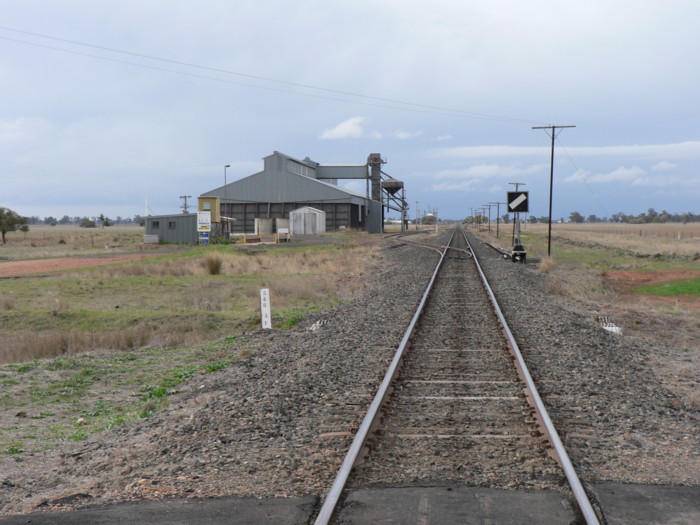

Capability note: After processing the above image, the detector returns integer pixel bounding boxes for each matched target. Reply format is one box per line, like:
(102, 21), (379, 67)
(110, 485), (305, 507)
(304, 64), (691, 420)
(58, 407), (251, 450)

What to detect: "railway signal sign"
(507, 191), (529, 213)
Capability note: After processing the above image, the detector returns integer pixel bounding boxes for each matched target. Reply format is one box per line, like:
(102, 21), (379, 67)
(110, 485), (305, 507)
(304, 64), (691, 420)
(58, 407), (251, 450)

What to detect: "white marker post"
(260, 288), (272, 329)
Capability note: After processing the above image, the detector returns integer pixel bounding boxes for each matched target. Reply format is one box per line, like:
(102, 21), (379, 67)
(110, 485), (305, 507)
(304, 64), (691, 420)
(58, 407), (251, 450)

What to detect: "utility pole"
(180, 195), (192, 214)
(415, 201), (419, 230)
(490, 202), (505, 239)
(532, 124), (575, 256)
(482, 204), (493, 231)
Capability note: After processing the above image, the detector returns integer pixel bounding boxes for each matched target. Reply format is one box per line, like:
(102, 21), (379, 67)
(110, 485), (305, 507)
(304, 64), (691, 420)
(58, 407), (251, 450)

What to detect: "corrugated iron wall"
(222, 202), (363, 234)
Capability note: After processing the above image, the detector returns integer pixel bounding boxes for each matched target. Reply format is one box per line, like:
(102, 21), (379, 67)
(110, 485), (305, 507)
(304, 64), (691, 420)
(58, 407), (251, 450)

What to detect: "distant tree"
(28, 216), (41, 225)
(654, 210), (670, 223)
(58, 215), (71, 224)
(528, 215), (538, 223)
(501, 214), (510, 224)
(587, 214), (598, 223)
(79, 217), (97, 228)
(569, 211), (585, 223)
(0, 207), (30, 244)
(44, 216), (58, 226)
(98, 214), (112, 228)
(538, 216), (549, 224)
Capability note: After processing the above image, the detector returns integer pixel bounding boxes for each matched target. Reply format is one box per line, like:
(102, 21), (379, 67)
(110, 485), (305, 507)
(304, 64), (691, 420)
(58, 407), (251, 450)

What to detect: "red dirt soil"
(604, 269), (700, 310)
(0, 253), (164, 278)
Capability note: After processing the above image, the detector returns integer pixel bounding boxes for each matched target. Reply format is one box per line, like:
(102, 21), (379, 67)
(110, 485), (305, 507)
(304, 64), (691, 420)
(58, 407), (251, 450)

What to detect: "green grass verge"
(634, 276), (700, 296)
(0, 338), (245, 455)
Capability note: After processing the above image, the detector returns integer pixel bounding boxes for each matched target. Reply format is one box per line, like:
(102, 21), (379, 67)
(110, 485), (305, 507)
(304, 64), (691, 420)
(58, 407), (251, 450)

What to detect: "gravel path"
(0, 230), (697, 517)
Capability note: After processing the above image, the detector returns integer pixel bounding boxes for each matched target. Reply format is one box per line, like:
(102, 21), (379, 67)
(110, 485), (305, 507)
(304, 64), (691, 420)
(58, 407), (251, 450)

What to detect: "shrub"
(539, 256), (556, 274)
(204, 254), (223, 275)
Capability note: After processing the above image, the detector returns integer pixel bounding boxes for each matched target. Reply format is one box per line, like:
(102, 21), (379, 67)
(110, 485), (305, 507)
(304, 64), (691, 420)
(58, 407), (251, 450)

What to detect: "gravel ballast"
(466, 231), (699, 487)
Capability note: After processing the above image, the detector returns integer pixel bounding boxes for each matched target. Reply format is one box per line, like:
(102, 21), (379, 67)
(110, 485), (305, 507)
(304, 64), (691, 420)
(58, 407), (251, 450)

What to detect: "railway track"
(314, 228), (600, 524)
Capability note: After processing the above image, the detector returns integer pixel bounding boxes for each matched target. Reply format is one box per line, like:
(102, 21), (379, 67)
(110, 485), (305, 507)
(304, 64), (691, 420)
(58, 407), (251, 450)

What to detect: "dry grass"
(538, 256), (556, 274)
(1, 242), (381, 365)
(90, 245), (378, 279)
(3, 326), (154, 362)
(0, 224), (145, 259)
(522, 222), (700, 257)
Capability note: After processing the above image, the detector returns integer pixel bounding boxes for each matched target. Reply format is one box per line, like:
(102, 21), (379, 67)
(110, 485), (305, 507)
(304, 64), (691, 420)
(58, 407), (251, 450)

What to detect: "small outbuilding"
(144, 213), (198, 244)
(289, 206), (326, 235)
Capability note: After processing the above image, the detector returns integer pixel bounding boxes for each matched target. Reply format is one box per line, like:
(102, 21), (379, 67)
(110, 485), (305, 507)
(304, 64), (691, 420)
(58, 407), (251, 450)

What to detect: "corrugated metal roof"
(202, 168), (371, 204)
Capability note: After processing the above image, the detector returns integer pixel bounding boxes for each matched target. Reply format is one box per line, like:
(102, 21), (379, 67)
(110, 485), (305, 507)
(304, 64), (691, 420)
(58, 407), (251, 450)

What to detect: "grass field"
(1, 238), (378, 364)
(478, 222), (700, 269)
(0, 228), (382, 455)
(521, 222), (700, 258)
(0, 224), (147, 259)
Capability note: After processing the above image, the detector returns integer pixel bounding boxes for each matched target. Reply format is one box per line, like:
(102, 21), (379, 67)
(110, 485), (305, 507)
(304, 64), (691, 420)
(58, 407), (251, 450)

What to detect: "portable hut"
(289, 206), (326, 235)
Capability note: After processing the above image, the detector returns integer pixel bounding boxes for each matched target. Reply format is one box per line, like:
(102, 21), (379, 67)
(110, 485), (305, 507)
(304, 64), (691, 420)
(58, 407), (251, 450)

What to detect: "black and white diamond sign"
(507, 191), (529, 213)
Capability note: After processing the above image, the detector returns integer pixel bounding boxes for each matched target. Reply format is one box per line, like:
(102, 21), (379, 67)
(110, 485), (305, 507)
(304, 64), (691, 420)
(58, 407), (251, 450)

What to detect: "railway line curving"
(314, 229), (600, 524)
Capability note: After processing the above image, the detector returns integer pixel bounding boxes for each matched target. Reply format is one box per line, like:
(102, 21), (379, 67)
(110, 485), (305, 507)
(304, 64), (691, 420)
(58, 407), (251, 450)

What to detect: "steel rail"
(313, 230), (455, 525)
(462, 229), (600, 525)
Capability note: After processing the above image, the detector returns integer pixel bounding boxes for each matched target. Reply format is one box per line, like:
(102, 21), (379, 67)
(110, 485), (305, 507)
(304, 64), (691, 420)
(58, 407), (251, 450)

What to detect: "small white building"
(289, 206), (326, 235)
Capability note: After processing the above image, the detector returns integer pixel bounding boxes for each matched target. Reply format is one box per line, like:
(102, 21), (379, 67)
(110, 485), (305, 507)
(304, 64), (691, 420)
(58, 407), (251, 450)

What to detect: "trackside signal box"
(507, 191), (528, 262)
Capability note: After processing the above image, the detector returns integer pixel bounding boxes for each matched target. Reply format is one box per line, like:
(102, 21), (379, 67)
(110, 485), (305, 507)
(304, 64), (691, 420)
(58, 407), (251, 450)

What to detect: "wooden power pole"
(532, 125), (575, 256)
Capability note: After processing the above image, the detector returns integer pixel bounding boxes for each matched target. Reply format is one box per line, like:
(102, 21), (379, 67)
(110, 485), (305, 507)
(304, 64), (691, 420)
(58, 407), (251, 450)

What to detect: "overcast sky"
(2, 1), (699, 221)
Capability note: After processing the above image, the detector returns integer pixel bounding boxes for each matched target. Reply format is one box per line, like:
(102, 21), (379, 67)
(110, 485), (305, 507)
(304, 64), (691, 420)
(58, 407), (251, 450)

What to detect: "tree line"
(25, 214), (144, 226)
(564, 208), (699, 224)
(0, 207), (149, 244)
(467, 207), (700, 225)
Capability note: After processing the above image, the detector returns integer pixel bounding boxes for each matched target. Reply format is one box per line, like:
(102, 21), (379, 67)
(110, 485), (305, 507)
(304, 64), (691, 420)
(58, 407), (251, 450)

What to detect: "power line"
(556, 138), (610, 219)
(0, 25), (540, 124)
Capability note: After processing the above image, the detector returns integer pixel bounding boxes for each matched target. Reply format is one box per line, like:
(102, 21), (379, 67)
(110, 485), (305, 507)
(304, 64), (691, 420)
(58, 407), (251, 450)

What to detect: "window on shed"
(152, 221), (160, 229)
(168, 221), (177, 229)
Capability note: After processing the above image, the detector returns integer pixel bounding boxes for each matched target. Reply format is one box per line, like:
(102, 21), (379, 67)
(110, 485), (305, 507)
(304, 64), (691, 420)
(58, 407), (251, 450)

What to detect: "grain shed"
(200, 151), (403, 235)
